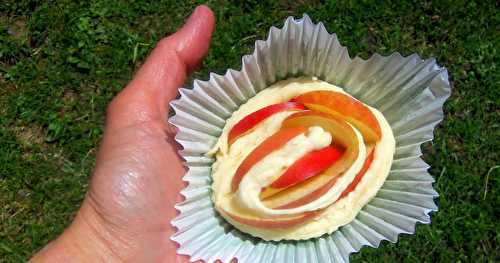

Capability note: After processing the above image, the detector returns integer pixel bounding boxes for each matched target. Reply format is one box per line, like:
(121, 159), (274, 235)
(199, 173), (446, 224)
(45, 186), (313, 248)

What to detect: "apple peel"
(227, 102), (306, 146)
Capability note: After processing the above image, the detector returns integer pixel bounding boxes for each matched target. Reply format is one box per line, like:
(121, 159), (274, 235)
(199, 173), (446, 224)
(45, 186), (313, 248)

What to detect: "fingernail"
(186, 5), (205, 25)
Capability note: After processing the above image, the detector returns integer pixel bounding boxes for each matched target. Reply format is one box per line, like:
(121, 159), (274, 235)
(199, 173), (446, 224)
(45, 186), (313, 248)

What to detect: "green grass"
(0, 0), (498, 262)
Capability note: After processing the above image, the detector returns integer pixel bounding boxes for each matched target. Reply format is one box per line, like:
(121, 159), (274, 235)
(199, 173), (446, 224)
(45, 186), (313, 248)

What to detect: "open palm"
(32, 6), (215, 263)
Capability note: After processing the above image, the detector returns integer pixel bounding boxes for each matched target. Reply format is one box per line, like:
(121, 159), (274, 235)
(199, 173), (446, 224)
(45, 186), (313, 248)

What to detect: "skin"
(30, 5), (215, 263)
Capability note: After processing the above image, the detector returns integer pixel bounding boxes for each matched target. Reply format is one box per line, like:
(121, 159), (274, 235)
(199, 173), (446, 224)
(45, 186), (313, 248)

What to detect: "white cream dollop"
(237, 126), (332, 216)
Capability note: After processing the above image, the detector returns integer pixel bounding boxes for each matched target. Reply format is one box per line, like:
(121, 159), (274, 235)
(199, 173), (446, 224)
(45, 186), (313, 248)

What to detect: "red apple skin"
(231, 127), (308, 192)
(227, 102), (306, 146)
(270, 146), (344, 188)
(281, 111), (360, 186)
(267, 146), (375, 209)
(293, 91), (382, 142)
(339, 146), (375, 198)
(274, 175), (339, 209)
(218, 207), (319, 229)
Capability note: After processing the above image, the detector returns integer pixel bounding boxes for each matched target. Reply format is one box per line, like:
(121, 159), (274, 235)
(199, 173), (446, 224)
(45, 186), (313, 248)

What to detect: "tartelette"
(209, 77), (396, 241)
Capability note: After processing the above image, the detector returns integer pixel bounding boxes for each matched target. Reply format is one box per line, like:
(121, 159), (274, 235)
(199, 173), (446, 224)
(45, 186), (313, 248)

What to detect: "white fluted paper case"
(169, 15), (451, 263)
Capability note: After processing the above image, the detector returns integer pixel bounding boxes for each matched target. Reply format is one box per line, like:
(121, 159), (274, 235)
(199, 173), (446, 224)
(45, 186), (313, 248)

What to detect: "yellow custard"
(209, 77), (395, 241)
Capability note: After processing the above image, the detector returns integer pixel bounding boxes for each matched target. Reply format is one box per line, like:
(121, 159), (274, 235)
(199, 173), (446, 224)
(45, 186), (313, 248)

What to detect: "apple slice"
(269, 146), (344, 188)
(262, 169), (340, 209)
(274, 175), (339, 209)
(293, 91), (381, 142)
(227, 102), (306, 146)
(260, 110), (361, 208)
(263, 145), (374, 209)
(218, 207), (318, 229)
(231, 126), (308, 192)
(281, 110), (360, 174)
(339, 144), (375, 198)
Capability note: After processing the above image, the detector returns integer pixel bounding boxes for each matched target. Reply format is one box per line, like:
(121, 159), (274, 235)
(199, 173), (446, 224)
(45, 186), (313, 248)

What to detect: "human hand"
(31, 5), (215, 262)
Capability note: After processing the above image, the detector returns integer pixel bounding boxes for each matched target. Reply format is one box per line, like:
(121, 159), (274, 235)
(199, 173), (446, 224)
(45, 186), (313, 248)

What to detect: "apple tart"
(209, 77), (395, 241)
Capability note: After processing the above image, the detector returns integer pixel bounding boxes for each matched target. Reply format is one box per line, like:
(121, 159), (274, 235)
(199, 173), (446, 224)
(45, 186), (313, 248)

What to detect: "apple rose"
(210, 78), (395, 241)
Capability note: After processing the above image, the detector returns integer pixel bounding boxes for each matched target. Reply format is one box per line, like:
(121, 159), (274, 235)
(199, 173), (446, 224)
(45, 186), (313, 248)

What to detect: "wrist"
(31, 201), (121, 262)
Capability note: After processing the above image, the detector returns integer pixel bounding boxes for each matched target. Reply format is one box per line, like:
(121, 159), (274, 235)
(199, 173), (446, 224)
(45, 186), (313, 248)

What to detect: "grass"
(0, 0), (498, 262)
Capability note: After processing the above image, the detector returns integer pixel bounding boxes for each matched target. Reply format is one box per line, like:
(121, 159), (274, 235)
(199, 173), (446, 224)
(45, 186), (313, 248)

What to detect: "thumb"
(106, 5), (215, 130)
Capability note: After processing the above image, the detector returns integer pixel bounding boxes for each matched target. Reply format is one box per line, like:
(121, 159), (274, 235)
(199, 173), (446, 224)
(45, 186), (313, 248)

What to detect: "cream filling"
(210, 77), (395, 240)
(237, 126), (333, 216)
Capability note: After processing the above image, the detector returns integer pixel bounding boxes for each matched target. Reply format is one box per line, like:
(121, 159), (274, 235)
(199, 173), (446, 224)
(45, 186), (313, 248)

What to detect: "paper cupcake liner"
(169, 14), (451, 263)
